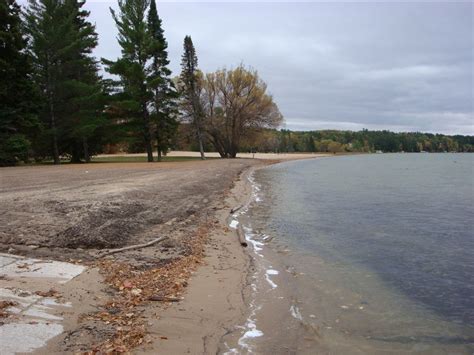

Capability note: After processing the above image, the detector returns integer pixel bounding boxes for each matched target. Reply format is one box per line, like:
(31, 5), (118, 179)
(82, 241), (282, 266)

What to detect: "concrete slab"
(0, 254), (86, 354)
(0, 254), (19, 267)
(0, 253), (85, 283)
(0, 322), (64, 355)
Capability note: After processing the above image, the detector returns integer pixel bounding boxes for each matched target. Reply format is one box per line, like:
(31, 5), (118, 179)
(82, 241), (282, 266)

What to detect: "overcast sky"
(24, 0), (474, 134)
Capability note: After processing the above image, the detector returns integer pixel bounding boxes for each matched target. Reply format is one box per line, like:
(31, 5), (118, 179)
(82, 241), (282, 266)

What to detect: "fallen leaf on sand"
(35, 289), (60, 298)
(87, 223), (210, 353)
(123, 280), (133, 289)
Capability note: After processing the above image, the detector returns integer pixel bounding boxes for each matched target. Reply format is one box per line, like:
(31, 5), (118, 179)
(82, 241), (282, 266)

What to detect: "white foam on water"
(242, 328), (264, 339)
(290, 305), (303, 321)
(237, 318), (264, 351)
(265, 273), (278, 289)
(222, 347), (239, 355)
(226, 169), (273, 353)
(229, 220), (239, 229)
(242, 226), (265, 254)
(264, 269), (279, 289)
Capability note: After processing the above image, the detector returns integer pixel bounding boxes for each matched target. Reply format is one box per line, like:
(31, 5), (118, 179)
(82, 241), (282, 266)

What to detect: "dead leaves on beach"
(0, 300), (18, 318)
(84, 223), (209, 353)
(35, 288), (61, 298)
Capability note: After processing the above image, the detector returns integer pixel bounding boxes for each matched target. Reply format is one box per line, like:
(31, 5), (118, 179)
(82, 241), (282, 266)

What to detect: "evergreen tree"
(0, 0), (39, 166)
(25, 0), (71, 164)
(305, 135), (316, 152)
(25, 0), (103, 164)
(103, 0), (155, 162)
(179, 35), (205, 159)
(61, 0), (105, 163)
(147, 0), (178, 161)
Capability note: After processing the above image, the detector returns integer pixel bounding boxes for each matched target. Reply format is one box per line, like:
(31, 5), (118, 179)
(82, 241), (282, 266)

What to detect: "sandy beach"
(99, 150), (330, 161)
(3, 153), (470, 354)
(0, 154), (314, 353)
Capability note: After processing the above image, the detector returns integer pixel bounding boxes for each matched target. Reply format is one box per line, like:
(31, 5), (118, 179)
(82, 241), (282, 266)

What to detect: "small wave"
(225, 169), (270, 353)
(243, 226), (265, 254)
(237, 318), (264, 351)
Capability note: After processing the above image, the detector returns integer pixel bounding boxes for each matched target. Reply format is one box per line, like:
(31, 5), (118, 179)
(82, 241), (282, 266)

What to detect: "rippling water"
(250, 153), (474, 352)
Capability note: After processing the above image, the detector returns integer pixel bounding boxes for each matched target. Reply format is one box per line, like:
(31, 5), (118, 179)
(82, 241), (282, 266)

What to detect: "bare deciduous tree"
(201, 65), (283, 158)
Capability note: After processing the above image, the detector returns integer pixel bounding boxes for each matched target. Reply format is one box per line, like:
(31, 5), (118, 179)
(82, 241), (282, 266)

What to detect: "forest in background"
(176, 126), (474, 154)
(1, 0), (281, 165)
(1, 0), (472, 167)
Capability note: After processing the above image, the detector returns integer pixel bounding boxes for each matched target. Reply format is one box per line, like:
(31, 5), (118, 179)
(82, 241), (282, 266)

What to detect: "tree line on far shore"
(175, 127), (474, 154)
(246, 129), (474, 153)
(0, 0), (282, 166)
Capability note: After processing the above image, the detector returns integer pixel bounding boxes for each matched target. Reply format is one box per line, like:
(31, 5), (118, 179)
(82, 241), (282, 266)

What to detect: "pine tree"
(25, 0), (72, 164)
(0, 0), (40, 166)
(25, 0), (103, 164)
(179, 35), (205, 160)
(61, 0), (105, 163)
(147, 0), (178, 161)
(103, 0), (155, 162)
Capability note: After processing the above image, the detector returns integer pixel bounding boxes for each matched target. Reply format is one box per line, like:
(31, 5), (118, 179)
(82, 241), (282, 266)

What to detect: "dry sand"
(100, 150), (331, 161)
(0, 157), (283, 353)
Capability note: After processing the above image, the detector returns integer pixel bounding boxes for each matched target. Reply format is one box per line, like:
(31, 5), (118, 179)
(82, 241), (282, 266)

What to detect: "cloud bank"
(22, 1), (473, 134)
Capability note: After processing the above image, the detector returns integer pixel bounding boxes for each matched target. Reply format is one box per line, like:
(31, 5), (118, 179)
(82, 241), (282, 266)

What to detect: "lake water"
(226, 154), (474, 354)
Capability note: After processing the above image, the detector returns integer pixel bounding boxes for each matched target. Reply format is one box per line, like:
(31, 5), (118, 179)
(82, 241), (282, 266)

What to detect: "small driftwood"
(148, 295), (181, 302)
(98, 236), (169, 257)
(230, 205), (244, 214)
(237, 224), (248, 247)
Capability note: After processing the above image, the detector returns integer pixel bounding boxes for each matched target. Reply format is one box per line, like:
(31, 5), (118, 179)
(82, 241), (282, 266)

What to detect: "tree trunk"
(209, 132), (226, 158)
(70, 144), (82, 163)
(191, 83), (205, 160)
(83, 137), (90, 163)
(142, 105), (153, 162)
(47, 67), (60, 165)
(51, 124), (60, 164)
(229, 144), (238, 158)
(156, 135), (162, 162)
(197, 128), (205, 160)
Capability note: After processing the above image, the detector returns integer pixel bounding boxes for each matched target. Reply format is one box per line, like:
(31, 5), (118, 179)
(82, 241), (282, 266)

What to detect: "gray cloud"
(22, 1), (474, 134)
